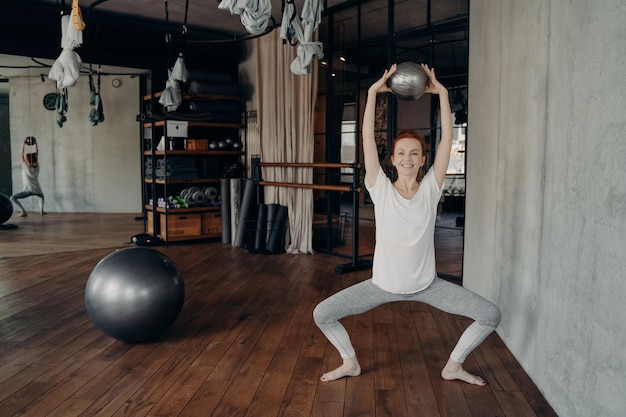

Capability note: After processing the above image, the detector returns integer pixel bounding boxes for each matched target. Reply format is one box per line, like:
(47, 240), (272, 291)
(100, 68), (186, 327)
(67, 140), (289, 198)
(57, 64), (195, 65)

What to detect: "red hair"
(385, 130), (427, 181)
(392, 130), (426, 155)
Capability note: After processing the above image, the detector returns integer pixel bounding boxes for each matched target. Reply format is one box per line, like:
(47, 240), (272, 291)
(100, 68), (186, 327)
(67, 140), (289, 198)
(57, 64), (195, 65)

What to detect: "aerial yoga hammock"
(159, 0), (189, 112)
(88, 66), (105, 126)
(279, 0), (324, 75)
(48, 0), (86, 126)
(218, 0), (324, 75)
(217, 0), (273, 35)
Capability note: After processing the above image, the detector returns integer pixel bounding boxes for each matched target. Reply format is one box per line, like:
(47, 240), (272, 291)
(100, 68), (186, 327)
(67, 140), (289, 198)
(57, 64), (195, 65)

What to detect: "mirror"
(0, 54), (149, 254)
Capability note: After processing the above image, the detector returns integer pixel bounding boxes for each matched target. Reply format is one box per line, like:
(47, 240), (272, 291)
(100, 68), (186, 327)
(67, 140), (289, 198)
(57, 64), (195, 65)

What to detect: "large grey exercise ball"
(387, 62), (429, 100)
(85, 247), (185, 343)
(0, 193), (13, 224)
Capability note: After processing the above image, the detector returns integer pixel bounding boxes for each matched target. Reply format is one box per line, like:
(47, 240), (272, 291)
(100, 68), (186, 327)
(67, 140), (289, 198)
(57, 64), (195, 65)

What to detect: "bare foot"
(18, 212), (27, 217)
(320, 357), (361, 382)
(441, 358), (487, 386)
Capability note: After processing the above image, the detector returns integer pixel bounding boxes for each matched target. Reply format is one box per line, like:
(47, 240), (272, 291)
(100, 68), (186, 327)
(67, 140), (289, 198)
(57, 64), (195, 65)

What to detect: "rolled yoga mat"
(220, 178), (231, 244)
(230, 178), (241, 245)
(266, 204), (288, 253)
(233, 179), (256, 247)
(265, 203), (280, 246)
(253, 203), (268, 252)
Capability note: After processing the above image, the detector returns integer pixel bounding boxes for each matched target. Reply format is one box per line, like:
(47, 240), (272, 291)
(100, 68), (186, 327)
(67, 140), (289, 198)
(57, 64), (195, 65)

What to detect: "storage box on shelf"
(141, 91), (244, 242)
(146, 208), (221, 241)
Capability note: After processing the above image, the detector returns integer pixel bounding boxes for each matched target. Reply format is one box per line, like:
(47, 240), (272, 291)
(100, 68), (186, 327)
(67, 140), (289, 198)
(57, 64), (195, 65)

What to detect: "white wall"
(466, 1), (626, 416)
(9, 74), (141, 213)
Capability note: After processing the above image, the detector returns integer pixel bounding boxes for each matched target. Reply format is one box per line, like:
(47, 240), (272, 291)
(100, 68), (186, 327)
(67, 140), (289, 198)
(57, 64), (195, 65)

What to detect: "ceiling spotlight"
(320, 61), (328, 66)
(339, 56), (346, 62)
(331, 73), (336, 77)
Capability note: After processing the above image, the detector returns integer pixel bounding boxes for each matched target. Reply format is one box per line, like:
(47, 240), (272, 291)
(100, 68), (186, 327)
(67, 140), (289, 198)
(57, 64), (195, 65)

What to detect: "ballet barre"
(259, 162), (359, 168)
(258, 162), (362, 192)
(258, 182), (359, 193)
(253, 158), (372, 274)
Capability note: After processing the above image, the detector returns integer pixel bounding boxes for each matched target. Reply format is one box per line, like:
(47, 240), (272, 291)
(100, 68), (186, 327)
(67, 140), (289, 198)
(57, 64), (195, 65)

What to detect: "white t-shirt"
(365, 166), (443, 294)
(22, 162), (42, 195)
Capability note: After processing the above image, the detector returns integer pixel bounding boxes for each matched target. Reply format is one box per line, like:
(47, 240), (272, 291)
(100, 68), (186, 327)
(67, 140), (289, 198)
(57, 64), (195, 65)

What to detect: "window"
(340, 104), (357, 183)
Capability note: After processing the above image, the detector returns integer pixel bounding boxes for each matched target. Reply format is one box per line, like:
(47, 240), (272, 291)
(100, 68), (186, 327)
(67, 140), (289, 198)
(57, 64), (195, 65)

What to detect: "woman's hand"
(422, 64), (447, 96)
(368, 64), (397, 95)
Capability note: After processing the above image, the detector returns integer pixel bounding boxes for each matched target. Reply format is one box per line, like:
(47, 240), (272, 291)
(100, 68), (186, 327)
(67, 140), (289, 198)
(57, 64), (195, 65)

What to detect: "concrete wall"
(8, 75), (141, 213)
(0, 93), (10, 195)
(465, 1), (626, 416)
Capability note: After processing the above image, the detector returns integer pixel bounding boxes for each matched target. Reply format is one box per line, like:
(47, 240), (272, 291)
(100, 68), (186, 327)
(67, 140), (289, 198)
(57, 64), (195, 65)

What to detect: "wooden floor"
(0, 212), (557, 417)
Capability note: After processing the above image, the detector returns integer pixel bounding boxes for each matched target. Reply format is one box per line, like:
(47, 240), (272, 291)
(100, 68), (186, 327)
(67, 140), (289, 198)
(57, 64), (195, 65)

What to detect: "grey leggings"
(11, 191), (45, 213)
(313, 277), (501, 363)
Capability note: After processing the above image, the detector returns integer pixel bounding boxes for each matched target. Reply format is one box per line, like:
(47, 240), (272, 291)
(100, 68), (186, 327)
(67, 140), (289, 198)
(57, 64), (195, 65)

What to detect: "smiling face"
(391, 137), (426, 178)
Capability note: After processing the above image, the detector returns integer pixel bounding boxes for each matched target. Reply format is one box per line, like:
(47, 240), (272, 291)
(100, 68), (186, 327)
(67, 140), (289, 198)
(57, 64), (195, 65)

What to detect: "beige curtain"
(254, 30), (318, 254)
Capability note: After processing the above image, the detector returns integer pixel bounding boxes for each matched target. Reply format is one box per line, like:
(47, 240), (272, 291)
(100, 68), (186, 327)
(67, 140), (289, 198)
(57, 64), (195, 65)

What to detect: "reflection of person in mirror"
(11, 136), (47, 217)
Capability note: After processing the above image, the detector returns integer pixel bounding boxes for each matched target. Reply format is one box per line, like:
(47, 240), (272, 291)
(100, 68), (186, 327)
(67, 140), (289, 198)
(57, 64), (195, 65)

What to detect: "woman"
(11, 136), (46, 217)
(313, 64), (501, 386)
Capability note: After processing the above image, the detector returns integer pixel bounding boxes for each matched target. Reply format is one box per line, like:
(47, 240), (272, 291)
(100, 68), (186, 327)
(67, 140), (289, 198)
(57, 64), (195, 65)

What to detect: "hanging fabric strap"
(164, 0), (171, 43)
(72, 0), (86, 31)
(88, 64), (105, 125)
(182, 0), (189, 40)
(170, 0), (190, 82)
(58, 0), (68, 15)
(163, 0), (173, 67)
(88, 65), (95, 92)
(160, 0), (182, 112)
(281, 0), (299, 46)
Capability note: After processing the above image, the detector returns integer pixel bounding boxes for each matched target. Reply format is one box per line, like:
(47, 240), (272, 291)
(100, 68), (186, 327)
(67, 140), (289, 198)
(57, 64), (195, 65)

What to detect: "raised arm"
(20, 138), (27, 164)
(362, 64), (396, 188)
(422, 64), (452, 189)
